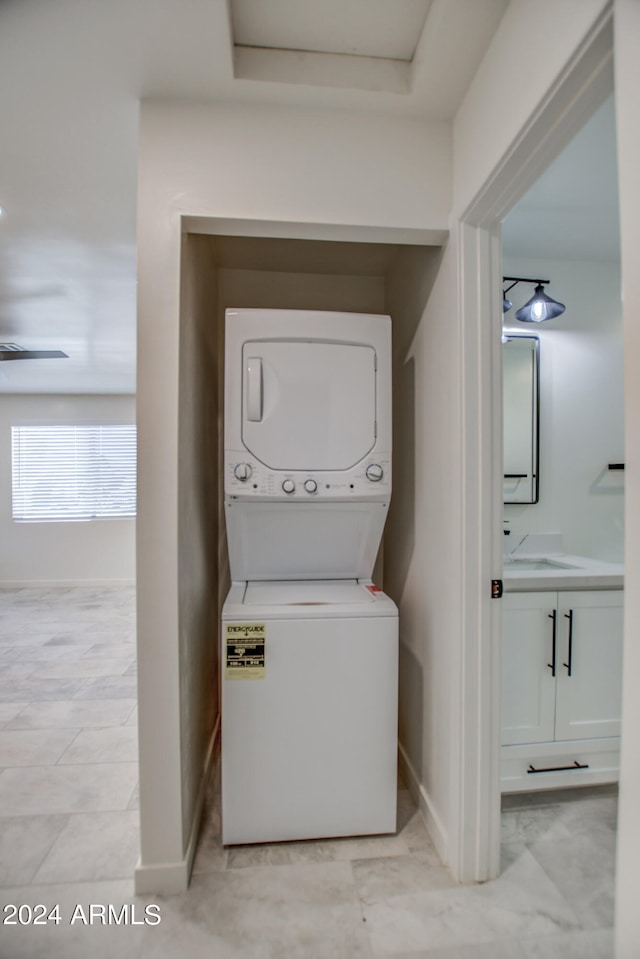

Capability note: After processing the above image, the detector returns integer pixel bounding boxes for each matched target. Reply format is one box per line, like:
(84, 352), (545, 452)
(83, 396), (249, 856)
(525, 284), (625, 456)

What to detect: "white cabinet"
(501, 589), (623, 792)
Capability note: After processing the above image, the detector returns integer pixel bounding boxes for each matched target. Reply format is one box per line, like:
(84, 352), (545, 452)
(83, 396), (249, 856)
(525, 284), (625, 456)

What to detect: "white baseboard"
(398, 741), (448, 867)
(183, 716), (219, 882)
(134, 858), (191, 896)
(134, 717), (219, 896)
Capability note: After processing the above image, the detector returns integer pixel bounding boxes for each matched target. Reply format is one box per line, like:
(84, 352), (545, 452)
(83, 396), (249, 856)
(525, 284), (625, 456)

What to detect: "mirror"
(503, 334), (539, 504)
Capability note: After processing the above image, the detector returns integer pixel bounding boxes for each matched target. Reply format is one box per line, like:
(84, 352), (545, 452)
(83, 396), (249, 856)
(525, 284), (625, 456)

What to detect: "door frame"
(454, 12), (614, 881)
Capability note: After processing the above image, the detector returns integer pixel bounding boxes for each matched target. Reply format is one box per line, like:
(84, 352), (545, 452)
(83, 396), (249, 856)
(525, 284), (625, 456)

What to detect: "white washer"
(221, 309), (398, 845)
(221, 579), (398, 845)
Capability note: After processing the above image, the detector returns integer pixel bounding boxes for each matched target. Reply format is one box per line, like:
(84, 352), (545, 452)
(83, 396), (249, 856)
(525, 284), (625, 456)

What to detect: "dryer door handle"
(246, 357), (263, 422)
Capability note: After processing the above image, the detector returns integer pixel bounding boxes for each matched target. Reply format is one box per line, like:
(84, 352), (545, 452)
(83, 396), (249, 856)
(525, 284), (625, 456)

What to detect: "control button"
(282, 479), (296, 494)
(366, 464), (384, 482)
(234, 463), (252, 482)
(304, 479), (318, 494)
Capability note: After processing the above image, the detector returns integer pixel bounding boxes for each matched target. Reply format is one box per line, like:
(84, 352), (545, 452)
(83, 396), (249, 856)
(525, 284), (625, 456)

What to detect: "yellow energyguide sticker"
(225, 623), (266, 679)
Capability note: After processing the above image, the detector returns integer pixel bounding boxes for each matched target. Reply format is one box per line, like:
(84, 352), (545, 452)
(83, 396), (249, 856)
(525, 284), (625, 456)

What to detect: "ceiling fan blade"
(0, 349), (68, 360)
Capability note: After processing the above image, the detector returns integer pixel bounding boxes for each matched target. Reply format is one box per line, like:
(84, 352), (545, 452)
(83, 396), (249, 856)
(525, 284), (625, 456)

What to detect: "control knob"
(366, 464), (384, 483)
(304, 479), (318, 494)
(282, 479), (296, 494)
(234, 462), (252, 482)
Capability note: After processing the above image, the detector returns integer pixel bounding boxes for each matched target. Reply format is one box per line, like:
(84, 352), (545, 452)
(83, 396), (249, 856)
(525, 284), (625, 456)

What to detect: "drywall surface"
(386, 242), (460, 862)
(0, 393), (135, 584)
(217, 267), (385, 314)
(453, 0), (611, 216)
(177, 234), (220, 857)
(139, 99), (451, 232)
(503, 257), (624, 562)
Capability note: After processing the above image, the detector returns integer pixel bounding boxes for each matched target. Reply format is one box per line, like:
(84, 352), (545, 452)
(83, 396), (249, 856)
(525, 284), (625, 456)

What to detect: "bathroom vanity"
(501, 554), (624, 792)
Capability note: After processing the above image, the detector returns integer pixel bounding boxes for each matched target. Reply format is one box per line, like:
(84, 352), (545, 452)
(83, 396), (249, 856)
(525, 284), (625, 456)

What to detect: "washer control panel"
(225, 451), (391, 499)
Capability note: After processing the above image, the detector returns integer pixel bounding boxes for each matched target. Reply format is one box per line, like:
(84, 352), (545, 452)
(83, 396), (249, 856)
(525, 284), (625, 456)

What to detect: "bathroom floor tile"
(0, 702), (29, 726)
(519, 928), (614, 958)
(5, 698), (137, 730)
(352, 849), (457, 904)
(34, 810), (141, 883)
(34, 658), (132, 679)
(125, 705), (138, 727)
(0, 762), (138, 815)
(0, 677), (89, 702)
(81, 643), (137, 660)
(358, 847), (580, 955)
(500, 804), (572, 859)
(139, 862), (372, 959)
(0, 644), (94, 663)
(226, 831), (410, 871)
(72, 676), (138, 700)
(0, 815), (69, 887)
(384, 942), (529, 959)
(127, 782), (140, 811)
(0, 663), (38, 680)
(59, 725), (138, 764)
(0, 630), (52, 646)
(556, 793), (618, 839)
(0, 879), (146, 959)
(527, 830), (616, 930)
(0, 728), (79, 766)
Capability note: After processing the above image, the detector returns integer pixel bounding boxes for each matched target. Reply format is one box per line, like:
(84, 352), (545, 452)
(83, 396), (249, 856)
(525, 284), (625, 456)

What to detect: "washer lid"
(224, 500), (388, 582)
(243, 579), (375, 606)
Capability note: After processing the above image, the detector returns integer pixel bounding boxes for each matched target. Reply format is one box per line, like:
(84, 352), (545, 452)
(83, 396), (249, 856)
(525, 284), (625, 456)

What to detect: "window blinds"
(11, 425), (137, 521)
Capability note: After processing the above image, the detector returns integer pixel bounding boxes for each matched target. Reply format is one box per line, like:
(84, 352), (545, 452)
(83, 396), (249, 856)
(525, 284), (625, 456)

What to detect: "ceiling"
(503, 95), (620, 263)
(231, 0), (434, 60)
(0, 0), (619, 395)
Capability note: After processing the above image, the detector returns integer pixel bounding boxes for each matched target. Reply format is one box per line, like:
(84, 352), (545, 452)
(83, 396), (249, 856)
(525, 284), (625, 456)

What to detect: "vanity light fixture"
(503, 276), (566, 323)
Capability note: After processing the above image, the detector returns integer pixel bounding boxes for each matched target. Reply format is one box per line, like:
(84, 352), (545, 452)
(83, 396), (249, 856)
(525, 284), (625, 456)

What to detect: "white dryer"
(221, 308), (398, 845)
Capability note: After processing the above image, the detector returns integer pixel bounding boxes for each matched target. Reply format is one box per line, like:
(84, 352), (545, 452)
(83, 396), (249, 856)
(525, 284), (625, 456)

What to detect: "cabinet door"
(502, 592), (557, 745)
(555, 590), (623, 742)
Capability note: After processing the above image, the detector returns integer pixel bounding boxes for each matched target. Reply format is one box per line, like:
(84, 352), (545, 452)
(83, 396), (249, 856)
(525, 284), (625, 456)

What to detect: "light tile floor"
(0, 586), (617, 958)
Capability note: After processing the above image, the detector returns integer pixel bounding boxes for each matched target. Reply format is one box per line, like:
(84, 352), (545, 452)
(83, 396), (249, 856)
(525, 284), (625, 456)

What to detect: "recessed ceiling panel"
(230, 0), (432, 61)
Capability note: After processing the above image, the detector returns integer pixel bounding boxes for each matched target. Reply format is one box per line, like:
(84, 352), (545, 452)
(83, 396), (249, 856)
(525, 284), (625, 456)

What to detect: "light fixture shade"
(515, 283), (565, 323)
(503, 295), (512, 313)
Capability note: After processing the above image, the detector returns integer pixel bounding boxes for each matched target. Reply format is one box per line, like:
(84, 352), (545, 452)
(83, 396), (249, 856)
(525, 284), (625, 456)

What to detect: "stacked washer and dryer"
(221, 308), (399, 846)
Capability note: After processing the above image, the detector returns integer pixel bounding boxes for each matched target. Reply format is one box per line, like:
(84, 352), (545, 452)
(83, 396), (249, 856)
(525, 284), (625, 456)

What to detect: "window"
(11, 425), (137, 521)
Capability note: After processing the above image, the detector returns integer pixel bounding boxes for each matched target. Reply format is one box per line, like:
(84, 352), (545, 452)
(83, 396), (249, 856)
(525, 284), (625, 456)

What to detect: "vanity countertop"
(503, 554), (624, 592)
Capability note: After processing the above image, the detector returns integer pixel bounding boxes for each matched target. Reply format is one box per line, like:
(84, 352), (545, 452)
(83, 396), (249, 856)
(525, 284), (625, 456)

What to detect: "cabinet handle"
(563, 609), (574, 676)
(547, 611), (557, 676)
(527, 761), (589, 774)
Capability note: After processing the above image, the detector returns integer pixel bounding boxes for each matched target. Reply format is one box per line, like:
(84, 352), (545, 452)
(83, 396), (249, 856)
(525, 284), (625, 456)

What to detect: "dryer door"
(241, 340), (376, 471)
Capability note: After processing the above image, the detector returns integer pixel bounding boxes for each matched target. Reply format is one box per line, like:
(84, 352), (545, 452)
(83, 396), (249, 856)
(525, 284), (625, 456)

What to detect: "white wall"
(613, 2), (640, 955)
(177, 235), (220, 858)
(385, 243), (460, 861)
(453, 0), (612, 216)
(136, 98), (450, 891)
(0, 394), (135, 584)
(139, 100), (451, 231)
(503, 257), (624, 562)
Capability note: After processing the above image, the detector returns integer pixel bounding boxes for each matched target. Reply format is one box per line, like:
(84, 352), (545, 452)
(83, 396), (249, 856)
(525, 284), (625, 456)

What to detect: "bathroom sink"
(503, 557), (580, 572)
